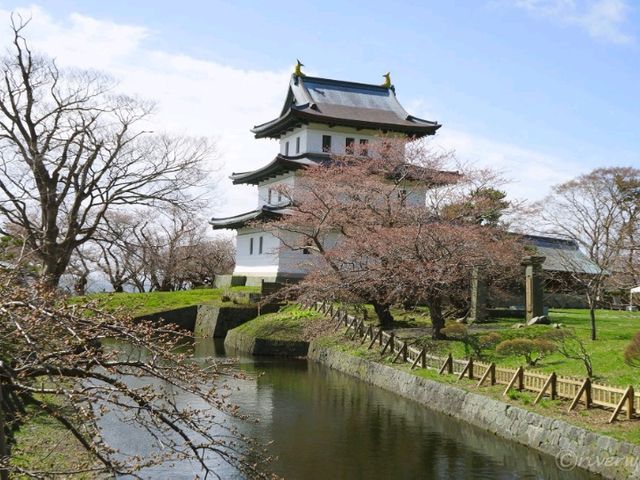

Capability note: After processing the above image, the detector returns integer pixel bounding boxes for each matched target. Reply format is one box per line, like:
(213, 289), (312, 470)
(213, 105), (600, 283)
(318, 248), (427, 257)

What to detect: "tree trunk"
(41, 258), (68, 290)
(372, 301), (394, 329)
(586, 291), (597, 340)
(427, 293), (445, 340)
(589, 306), (597, 341)
(74, 275), (87, 296)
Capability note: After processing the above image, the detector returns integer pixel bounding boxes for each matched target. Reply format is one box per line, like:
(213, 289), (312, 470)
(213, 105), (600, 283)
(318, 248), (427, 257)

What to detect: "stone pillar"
(468, 267), (487, 323)
(521, 255), (545, 322)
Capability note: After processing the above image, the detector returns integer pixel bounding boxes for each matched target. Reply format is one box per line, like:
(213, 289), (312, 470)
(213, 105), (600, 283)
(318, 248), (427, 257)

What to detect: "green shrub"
(441, 323), (499, 359)
(495, 338), (555, 366)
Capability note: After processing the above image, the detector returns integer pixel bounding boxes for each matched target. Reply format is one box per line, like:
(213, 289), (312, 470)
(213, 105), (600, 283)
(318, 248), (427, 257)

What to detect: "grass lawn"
(231, 304), (330, 342)
(78, 286), (260, 317)
(424, 309), (640, 386)
(10, 401), (97, 478)
(324, 304), (640, 386)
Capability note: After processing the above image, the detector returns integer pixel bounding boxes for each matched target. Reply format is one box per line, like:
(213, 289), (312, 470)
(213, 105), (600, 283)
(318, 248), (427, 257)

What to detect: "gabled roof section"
(210, 205), (289, 230)
(520, 234), (603, 275)
(252, 75), (441, 139)
(230, 152), (329, 185)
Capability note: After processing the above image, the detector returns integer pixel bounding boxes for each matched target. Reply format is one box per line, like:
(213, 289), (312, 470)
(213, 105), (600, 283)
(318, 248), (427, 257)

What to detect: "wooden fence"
(305, 301), (638, 423)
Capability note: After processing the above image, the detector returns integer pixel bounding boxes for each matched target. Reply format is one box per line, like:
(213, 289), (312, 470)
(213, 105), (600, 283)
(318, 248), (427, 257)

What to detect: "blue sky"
(0, 1), (638, 214)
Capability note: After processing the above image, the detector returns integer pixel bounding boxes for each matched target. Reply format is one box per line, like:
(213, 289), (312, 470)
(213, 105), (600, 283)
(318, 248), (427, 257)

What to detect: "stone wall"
(134, 306), (198, 331)
(136, 303), (280, 338)
(308, 344), (640, 480)
(193, 304), (279, 338)
(224, 329), (309, 356)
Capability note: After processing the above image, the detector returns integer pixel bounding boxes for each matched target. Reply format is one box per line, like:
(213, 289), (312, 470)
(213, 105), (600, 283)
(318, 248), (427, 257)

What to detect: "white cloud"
(434, 128), (582, 202)
(506, 0), (634, 44)
(0, 5), (585, 219)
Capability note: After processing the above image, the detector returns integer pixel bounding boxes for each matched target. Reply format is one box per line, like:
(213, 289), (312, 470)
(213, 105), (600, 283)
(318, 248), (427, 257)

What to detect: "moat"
(100, 339), (597, 479)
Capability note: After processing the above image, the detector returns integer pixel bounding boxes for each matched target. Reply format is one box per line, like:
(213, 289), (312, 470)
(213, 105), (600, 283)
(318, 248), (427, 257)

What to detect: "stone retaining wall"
(135, 304), (279, 338)
(224, 330), (309, 356)
(308, 343), (640, 480)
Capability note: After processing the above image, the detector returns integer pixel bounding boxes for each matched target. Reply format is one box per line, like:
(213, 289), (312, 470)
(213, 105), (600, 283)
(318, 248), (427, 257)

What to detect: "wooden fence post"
(439, 353), (453, 375)
(609, 386), (635, 423)
(569, 378), (592, 412)
(392, 342), (407, 363)
(477, 363), (495, 387)
(503, 366), (524, 396)
(361, 325), (373, 345)
(458, 358), (474, 380)
(381, 332), (394, 355)
(534, 372), (556, 405)
(344, 316), (356, 335)
(350, 319), (362, 340)
(368, 329), (381, 350)
(411, 347), (425, 370)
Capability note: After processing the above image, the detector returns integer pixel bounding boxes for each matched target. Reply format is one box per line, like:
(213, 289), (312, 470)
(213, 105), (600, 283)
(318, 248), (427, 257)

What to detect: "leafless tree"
(179, 235), (235, 288)
(534, 167), (640, 340)
(90, 212), (150, 293)
(0, 18), (214, 288)
(0, 272), (271, 478)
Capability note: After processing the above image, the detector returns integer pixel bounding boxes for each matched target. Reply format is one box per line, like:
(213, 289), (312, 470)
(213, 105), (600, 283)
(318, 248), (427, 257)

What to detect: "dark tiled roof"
(230, 153), (329, 185)
(252, 75), (441, 139)
(520, 234), (603, 274)
(209, 205), (289, 230)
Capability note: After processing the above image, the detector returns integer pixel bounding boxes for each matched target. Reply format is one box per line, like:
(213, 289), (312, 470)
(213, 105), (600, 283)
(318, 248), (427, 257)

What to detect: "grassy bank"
(331, 305), (640, 385)
(79, 286), (260, 317)
(419, 308), (640, 385)
(10, 403), (97, 478)
(229, 305), (329, 342)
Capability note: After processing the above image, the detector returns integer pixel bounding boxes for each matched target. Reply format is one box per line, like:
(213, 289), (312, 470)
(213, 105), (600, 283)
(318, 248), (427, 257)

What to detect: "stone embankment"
(308, 344), (640, 480)
(224, 328), (309, 356)
(135, 303), (279, 338)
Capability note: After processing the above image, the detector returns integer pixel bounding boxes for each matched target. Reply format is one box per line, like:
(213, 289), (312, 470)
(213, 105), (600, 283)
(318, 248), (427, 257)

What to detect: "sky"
(0, 0), (638, 219)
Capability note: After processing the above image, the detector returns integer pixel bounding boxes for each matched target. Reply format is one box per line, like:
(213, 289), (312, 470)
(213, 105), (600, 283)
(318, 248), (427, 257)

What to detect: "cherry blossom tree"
(267, 138), (522, 337)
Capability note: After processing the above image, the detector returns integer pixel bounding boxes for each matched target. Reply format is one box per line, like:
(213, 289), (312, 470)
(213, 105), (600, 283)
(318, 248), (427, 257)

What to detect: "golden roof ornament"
(294, 59), (305, 77)
(382, 72), (392, 88)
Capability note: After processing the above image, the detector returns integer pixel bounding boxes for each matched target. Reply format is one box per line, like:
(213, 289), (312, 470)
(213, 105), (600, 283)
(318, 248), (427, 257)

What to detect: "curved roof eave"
(230, 154), (321, 185)
(252, 109), (441, 139)
(209, 206), (289, 230)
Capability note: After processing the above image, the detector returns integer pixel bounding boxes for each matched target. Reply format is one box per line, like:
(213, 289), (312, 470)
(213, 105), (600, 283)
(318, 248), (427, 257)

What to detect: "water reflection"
(100, 338), (598, 479)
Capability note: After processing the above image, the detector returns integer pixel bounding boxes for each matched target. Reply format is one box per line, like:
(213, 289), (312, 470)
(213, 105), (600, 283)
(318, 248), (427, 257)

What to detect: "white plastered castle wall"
(257, 173), (296, 207)
(279, 124), (381, 155)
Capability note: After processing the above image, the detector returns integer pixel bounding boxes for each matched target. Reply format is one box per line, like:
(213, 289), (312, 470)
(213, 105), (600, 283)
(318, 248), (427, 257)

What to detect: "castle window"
(346, 137), (355, 154)
(249, 237), (254, 255)
(285, 141), (289, 155)
(278, 191), (282, 203)
(268, 188), (272, 204)
(296, 136), (300, 154)
(322, 135), (332, 152)
(259, 236), (264, 254)
(359, 139), (369, 156)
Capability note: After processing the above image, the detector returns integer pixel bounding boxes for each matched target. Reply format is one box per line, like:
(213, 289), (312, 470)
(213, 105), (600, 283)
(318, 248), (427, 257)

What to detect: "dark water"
(100, 339), (598, 479)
